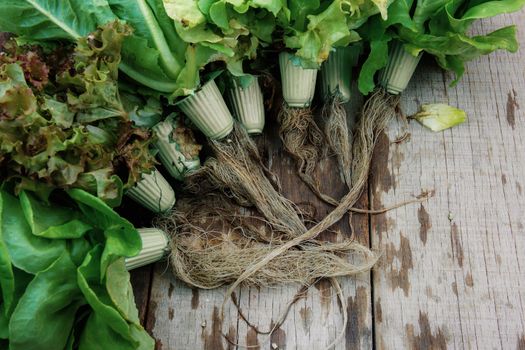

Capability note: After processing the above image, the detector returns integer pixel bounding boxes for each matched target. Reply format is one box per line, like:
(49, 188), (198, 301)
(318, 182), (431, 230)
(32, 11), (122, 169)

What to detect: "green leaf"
(251, 0), (285, 16)
(78, 313), (154, 350)
(412, 103), (467, 131)
(77, 246), (134, 339)
(446, 0), (525, 33)
(1, 191), (65, 274)
(78, 312), (137, 350)
(5, 268), (34, 319)
(412, 0), (452, 30)
(118, 37), (179, 93)
(356, 0), (524, 92)
(121, 93), (163, 128)
(0, 305), (7, 339)
(163, 0), (207, 27)
(358, 38), (391, 95)
(287, 0), (320, 31)
(19, 191), (93, 239)
(67, 189), (141, 276)
(67, 189), (135, 233)
(105, 258), (140, 324)
(76, 170), (124, 208)
(77, 245), (153, 350)
(210, 1), (231, 29)
(0, 250), (15, 318)
(8, 252), (84, 350)
(0, 197), (15, 315)
(398, 25), (519, 83)
(145, 0), (188, 58)
(381, 0), (416, 29)
(0, 0), (114, 41)
(285, 0), (382, 67)
(41, 98), (75, 128)
(69, 237), (94, 267)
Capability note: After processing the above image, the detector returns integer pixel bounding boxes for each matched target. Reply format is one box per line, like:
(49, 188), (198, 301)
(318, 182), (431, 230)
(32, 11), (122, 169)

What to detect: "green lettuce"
(357, 0), (525, 94)
(0, 189), (153, 350)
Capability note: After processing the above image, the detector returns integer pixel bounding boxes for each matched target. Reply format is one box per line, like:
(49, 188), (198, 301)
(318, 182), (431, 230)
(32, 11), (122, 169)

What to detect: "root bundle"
(277, 104), (337, 204)
(157, 194), (377, 290)
(322, 94), (353, 188)
(160, 89), (399, 291)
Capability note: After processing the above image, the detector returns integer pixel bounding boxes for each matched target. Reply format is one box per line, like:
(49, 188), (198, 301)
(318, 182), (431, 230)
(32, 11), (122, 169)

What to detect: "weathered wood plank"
(370, 12), (525, 350)
(145, 263), (243, 350)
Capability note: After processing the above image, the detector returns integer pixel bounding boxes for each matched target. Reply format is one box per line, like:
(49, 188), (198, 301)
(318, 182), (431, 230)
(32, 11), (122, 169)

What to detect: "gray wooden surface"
(131, 12), (525, 350)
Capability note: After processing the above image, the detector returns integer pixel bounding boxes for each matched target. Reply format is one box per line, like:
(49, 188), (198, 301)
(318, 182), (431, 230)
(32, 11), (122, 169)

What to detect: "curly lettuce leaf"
(286, 0), (321, 31)
(285, 0), (358, 67)
(163, 0), (280, 86)
(284, 0), (391, 68)
(0, 23), (156, 205)
(121, 92), (163, 128)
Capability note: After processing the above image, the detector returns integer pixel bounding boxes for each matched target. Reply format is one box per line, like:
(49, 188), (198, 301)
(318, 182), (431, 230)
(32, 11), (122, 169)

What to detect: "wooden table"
(130, 12), (525, 350)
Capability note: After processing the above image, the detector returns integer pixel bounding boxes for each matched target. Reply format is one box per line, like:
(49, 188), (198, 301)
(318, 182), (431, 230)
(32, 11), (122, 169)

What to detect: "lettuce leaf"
(412, 103), (467, 131)
(0, 0), (114, 41)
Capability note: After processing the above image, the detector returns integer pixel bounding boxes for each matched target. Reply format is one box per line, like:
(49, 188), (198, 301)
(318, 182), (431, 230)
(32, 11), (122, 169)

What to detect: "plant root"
(322, 94), (353, 188)
(278, 103), (339, 204)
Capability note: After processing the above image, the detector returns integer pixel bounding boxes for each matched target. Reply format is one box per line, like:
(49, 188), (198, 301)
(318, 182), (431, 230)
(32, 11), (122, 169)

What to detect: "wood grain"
(370, 12), (525, 350)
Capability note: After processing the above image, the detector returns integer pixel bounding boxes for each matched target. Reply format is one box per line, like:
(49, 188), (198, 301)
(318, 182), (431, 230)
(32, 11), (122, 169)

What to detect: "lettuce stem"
(119, 62), (178, 93)
(136, 0), (183, 79)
